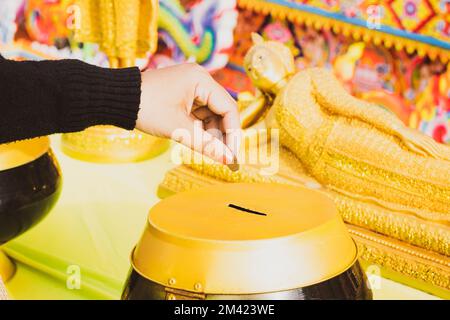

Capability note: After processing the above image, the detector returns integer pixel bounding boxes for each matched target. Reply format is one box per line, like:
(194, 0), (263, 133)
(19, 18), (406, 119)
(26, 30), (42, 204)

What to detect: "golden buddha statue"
(192, 33), (450, 219)
(62, 0), (169, 163)
(161, 34), (450, 296)
(0, 137), (62, 283)
(243, 34), (450, 213)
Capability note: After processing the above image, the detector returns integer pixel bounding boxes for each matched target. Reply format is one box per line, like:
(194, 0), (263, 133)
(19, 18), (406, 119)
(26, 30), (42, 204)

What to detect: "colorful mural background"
(259, 0), (449, 45)
(0, 0), (237, 71)
(214, 1), (450, 143)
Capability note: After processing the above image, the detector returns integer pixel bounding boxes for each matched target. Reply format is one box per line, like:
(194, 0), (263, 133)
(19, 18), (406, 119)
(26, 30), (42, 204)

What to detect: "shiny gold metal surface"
(61, 126), (169, 163)
(0, 137), (50, 171)
(132, 183), (357, 294)
(158, 164), (450, 297)
(349, 225), (450, 299)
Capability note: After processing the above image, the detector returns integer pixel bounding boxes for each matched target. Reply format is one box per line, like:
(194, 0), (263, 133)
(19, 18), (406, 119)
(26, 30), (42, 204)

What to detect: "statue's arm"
(238, 91), (268, 129)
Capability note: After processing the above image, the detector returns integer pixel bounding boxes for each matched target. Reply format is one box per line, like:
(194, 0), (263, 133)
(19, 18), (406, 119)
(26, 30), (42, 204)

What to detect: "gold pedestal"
(61, 126), (170, 163)
(0, 249), (15, 282)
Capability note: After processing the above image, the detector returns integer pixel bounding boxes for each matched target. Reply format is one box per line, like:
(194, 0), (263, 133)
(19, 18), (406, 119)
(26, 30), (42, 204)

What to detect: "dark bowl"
(121, 183), (373, 300)
(122, 260), (372, 300)
(0, 150), (62, 244)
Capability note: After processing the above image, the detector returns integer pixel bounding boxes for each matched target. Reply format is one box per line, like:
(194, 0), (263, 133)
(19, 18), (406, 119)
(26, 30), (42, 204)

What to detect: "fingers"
(192, 106), (216, 121)
(192, 104), (241, 161)
(204, 116), (222, 135)
(195, 71), (239, 125)
(173, 119), (235, 165)
(222, 111), (242, 159)
(195, 123), (235, 165)
(200, 116), (240, 171)
(193, 68), (242, 157)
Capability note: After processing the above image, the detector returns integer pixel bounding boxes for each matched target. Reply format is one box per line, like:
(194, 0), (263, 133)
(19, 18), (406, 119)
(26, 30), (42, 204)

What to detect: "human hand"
(136, 63), (241, 165)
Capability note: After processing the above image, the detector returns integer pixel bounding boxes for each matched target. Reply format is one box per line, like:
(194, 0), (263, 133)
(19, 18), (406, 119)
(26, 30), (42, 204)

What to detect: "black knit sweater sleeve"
(0, 55), (141, 144)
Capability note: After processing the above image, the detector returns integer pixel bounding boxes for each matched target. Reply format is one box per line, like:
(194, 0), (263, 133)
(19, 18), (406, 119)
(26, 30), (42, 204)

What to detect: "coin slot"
(228, 203), (267, 216)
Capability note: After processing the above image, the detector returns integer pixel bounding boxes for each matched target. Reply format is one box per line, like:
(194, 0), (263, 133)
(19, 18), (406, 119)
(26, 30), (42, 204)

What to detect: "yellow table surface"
(4, 135), (440, 300)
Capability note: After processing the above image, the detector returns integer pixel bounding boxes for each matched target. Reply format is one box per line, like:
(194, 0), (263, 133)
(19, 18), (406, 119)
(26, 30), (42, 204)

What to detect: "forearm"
(0, 56), (141, 144)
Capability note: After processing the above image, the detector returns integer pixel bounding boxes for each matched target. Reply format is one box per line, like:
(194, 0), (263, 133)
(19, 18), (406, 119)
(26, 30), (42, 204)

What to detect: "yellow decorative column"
(62, 0), (169, 163)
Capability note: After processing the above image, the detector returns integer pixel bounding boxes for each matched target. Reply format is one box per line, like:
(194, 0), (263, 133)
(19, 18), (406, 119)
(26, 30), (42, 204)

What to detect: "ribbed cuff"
(57, 59), (141, 132)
